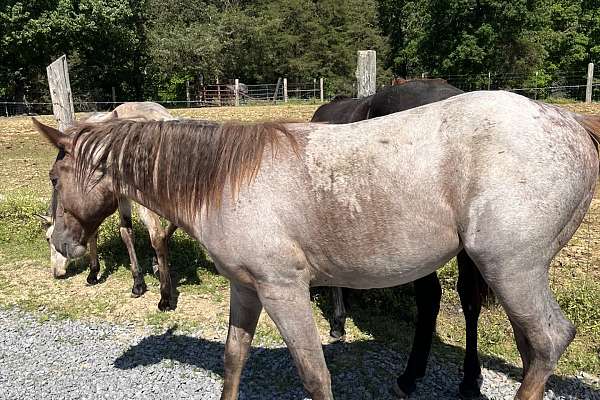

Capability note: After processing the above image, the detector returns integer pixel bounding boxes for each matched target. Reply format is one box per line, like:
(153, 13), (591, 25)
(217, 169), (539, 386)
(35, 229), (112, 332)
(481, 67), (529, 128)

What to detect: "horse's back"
(83, 102), (175, 123)
(311, 97), (370, 123)
(369, 79), (463, 118)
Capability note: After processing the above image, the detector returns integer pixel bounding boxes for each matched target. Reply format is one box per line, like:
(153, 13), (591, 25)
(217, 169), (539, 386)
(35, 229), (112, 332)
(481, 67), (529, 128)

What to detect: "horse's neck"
(112, 167), (201, 240)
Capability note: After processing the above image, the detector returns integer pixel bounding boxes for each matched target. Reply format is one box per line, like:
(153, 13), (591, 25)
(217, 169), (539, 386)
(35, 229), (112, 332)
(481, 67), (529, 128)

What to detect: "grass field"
(0, 102), (599, 384)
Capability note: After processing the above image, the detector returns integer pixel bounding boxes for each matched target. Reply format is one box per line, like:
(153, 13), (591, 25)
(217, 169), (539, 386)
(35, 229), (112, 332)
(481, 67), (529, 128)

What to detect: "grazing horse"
(34, 91), (600, 400)
(41, 102), (178, 311)
(312, 79), (487, 397)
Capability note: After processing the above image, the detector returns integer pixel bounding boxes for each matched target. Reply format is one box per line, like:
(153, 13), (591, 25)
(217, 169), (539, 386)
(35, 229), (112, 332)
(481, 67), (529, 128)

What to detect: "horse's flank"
(68, 119), (298, 222)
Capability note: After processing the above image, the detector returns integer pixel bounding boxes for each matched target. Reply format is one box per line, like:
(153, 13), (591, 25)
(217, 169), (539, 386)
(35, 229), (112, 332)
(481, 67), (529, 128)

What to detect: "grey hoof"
(328, 334), (346, 344)
(392, 381), (409, 399)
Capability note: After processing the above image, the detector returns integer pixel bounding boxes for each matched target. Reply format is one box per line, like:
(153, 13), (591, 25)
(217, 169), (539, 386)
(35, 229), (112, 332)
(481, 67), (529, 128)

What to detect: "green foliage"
(380, 0), (597, 90)
(1, 0), (598, 101)
(0, 0), (146, 101)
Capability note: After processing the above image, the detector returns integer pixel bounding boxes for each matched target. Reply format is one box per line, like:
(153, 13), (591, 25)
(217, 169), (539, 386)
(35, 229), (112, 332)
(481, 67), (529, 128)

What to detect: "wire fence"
(1, 66), (599, 117)
(0, 80), (325, 116)
(437, 69), (600, 102)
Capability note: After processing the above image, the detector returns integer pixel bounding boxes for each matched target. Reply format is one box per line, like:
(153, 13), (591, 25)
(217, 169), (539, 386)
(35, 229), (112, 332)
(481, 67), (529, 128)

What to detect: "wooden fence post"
(234, 78), (240, 106)
(216, 77), (221, 106)
(283, 78), (288, 103)
(186, 80), (191, 108)
(46, 55), (75, 131)
(320, 77), (324, 102)
(356, 50), (376, 98)
(586, 62), (594, 103)
(273, 77), (282, 102)
(111, 86), (116, 104)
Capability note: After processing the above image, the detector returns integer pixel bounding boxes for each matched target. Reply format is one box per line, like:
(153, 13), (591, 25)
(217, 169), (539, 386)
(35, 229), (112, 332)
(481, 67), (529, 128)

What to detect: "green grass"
(0, 191), (49, 264)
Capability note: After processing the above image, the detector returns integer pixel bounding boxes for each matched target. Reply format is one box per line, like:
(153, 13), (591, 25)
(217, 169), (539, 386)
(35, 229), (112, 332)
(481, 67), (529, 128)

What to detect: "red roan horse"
(35, 91), (600, 400)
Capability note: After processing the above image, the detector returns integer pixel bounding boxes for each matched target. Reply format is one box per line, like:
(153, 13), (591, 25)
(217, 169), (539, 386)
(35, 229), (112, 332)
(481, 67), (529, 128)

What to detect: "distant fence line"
(2, 68), (599, 117)
(0, 79), (326, 117)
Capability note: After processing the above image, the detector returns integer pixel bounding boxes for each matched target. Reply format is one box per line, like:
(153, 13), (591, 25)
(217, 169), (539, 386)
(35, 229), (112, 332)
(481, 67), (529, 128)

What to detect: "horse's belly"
(306, 230), (460, 289)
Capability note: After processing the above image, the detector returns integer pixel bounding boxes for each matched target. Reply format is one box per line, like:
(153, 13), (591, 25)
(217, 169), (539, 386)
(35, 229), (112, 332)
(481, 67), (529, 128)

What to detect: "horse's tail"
(477, 269), (495, 306)
(574, 113), (600, 151)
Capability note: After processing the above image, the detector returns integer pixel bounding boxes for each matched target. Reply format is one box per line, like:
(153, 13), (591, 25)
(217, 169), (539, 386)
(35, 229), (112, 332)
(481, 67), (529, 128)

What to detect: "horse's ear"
(32, 118), (71, 151)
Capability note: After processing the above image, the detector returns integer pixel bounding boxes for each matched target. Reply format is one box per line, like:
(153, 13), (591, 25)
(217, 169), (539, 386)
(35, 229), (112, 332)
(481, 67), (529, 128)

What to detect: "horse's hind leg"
(471, 254), (574, 400)
(395, 272), (441, 398)
(118, 199), (147, 297)
(137, 205), (176, 311)
(456, 250), (483, 399)
(329, 287), (347, 341)
(86, 232), (100, 285)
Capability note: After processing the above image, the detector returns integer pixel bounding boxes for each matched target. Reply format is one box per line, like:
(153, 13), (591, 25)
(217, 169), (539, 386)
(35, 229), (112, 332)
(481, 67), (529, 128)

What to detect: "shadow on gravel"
(113, 327), (599, 399)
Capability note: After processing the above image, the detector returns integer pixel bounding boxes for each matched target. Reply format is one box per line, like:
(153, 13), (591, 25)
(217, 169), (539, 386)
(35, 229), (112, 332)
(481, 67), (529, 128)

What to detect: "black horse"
(312, 79), (486, 399)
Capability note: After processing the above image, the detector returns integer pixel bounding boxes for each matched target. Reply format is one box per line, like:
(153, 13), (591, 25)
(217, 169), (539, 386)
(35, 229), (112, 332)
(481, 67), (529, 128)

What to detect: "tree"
(0, 1), (146, 103)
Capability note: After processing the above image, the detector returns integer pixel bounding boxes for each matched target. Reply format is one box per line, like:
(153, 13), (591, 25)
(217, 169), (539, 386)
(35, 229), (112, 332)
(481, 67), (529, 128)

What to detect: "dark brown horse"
(311, 79), (464, 124)
(34, 92), (600, 399)
(313, 79), (485, 397)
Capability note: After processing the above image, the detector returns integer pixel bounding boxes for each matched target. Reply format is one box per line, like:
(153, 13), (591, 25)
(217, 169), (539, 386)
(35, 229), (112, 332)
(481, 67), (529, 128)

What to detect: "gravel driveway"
(0, 308), (597, 400)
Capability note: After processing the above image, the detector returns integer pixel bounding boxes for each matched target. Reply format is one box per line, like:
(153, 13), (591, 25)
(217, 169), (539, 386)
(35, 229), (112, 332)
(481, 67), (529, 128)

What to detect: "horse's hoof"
(131, 283), (147, 298)
(157, 299), (175, 312)
(328, 334), (346, 344)
(86, 275), (99, 285)
(392, 381), (409, 399)
(329, 329), (346, 342)
(459, 381), (482, 399)
(395, 376), (417, 399)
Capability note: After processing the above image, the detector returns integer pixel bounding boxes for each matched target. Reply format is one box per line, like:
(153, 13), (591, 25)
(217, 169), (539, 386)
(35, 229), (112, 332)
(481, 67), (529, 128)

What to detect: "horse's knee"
(149, 229), (169, 252)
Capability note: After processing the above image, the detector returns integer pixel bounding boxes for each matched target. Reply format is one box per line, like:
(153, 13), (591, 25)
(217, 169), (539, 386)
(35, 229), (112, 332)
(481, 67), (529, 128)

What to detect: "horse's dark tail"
(478, 270), (495, 306)
(457, 251), (496, 307)
(574, 114), (600, 151)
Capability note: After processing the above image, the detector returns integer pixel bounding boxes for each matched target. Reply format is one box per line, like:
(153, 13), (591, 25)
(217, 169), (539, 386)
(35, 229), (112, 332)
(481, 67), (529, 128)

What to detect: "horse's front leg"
(456, 250), (483, 399)
(118, 199), (147, 297)
(329, 287), (347, 341)
(221, 282), (262, 400)
(137, 205), (177, 311)
(395, 272), (441, 398)
(86, 232), (100, 285)
(258, 281), (333, 400)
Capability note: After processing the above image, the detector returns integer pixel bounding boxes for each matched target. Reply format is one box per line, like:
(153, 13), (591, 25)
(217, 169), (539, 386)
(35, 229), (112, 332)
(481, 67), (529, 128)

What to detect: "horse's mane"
(69, 119), (297, 218)
(331, 95), (352, 102)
